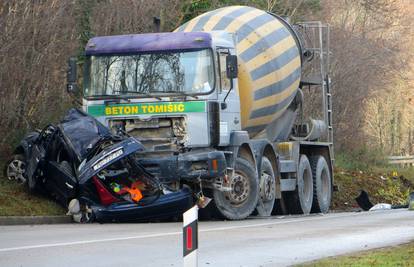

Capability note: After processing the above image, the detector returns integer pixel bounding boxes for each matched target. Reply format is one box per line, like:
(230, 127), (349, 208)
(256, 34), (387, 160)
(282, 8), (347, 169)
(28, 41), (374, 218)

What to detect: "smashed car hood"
(78, 137), (144, 184)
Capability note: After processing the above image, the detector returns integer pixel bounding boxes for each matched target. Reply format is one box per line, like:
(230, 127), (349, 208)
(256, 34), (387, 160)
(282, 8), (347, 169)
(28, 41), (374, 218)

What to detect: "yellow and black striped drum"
(176, 6), (302, 137)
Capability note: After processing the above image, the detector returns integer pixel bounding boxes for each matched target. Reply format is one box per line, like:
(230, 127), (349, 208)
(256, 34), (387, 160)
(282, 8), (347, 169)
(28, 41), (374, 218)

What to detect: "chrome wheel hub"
(260, 172), (275, 201)
(228, 173), (250, 205)
(7, 159), (26, 184)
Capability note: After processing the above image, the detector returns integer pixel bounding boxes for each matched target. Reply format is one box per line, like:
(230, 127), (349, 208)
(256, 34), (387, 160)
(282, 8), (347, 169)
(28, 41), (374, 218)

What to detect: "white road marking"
(0, 211), (402, 253)
(0, 232), (181, 253)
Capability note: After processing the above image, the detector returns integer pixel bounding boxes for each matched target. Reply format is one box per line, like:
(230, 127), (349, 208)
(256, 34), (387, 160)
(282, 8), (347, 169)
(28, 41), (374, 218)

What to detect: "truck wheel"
(286, 155), (313, 215)
(213, 157), (259, 220)
(310, 156), (332, 213)
(256, 157), (276, 216)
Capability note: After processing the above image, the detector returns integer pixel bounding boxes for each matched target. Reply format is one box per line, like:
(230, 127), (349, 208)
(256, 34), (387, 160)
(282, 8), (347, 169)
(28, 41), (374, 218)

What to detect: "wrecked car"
(5, 109), (192, 222)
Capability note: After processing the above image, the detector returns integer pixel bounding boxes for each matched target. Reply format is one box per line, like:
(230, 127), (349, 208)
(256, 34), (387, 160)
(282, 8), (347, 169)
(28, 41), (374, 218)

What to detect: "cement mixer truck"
(66, 6), (334, 220)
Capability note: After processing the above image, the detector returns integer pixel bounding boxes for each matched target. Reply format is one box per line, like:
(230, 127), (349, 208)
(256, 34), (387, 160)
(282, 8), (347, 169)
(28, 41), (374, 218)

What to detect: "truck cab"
(83, 32), (241, 151)
(79, 31), (240, 185)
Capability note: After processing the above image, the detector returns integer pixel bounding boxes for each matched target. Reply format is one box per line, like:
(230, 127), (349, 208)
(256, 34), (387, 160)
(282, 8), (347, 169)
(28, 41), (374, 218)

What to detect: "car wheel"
(69, 199), (95, 223)
(5, 154), (27, 184)
(80, 204), (95, 223)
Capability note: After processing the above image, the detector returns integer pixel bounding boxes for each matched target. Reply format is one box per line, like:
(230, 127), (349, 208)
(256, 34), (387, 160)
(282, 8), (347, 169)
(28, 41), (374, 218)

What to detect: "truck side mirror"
(67, 57), (78, 94)
(226, 55), (238, 79)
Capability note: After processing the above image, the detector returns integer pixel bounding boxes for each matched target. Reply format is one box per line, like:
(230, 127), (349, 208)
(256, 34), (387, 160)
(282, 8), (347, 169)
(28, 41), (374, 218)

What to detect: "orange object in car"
(125, 181), (143, 202)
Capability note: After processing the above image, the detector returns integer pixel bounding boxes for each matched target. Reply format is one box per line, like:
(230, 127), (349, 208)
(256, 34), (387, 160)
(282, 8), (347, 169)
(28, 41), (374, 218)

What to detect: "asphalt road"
(0, 209), (413, 267)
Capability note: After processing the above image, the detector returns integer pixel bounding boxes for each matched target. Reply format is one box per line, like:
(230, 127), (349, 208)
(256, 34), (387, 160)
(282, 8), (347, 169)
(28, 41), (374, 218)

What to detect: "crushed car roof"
(59, 109), (113, 162)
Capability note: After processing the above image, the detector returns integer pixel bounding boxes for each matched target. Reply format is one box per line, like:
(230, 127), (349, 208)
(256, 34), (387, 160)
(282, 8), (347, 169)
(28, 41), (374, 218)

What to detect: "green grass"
(298, 241), (414, 266)
(0, 176), (64, 216)
(335, 148), (388, 171)
(335, 150), (414, 179)
(332, 167), (414, 210)
(333, 151), (414, 211)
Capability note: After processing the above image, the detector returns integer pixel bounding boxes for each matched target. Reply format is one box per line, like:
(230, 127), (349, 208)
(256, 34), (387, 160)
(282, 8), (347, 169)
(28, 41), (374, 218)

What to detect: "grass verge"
(332, 167), (414, 210)
(298, 241), (414, 266)
(0, 153), (413, 216)
(0, 177), (64, 216)
(333, 153), (414, 211)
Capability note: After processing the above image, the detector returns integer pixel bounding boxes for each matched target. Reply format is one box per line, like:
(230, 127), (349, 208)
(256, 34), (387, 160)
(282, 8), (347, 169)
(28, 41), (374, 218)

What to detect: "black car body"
(8, 109), (192, 222)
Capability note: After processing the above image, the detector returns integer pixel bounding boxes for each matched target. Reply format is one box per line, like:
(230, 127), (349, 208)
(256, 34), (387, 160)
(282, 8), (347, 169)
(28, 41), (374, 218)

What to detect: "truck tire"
(213, 157), (259, 220)
(256, 157), (276, 216)
(310, 156), (332, 213)
(285, 154), (313, 215)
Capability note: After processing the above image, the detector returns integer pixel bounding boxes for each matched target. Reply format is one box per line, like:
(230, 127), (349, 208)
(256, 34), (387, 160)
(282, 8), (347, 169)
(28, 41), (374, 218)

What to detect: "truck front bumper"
(137, 150), (227, 183)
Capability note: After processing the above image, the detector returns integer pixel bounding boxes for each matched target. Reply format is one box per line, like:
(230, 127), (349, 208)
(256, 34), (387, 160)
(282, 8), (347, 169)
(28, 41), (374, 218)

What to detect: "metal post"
(153, 16), (161, 32)
(183, 205), (198, 267)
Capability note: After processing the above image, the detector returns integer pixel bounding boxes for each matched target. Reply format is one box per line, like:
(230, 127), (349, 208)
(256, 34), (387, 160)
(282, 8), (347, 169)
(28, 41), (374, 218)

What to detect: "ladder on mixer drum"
(295, 21), (334, 163)
(325, 75), (334, 162)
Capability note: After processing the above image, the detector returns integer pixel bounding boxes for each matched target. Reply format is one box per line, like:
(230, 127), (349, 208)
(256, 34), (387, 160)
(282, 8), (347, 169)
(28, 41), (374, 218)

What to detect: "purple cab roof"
(85, 32), (212, 55)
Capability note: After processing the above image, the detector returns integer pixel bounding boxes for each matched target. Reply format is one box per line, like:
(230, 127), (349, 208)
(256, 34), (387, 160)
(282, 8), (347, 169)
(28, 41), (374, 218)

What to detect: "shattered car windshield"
(84, 49), (215, 97)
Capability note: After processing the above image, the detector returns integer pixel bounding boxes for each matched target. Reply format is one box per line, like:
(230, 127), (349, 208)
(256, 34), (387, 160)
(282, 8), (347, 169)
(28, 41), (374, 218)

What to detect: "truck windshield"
(84, 49), (215, 97)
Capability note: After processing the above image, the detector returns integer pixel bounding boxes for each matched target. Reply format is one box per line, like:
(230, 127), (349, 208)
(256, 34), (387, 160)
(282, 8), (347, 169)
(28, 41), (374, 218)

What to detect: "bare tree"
(320, 0), (413, 155)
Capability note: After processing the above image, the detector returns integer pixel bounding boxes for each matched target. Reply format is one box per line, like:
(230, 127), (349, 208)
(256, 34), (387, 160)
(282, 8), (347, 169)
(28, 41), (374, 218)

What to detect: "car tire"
(5, 154), (27, 184)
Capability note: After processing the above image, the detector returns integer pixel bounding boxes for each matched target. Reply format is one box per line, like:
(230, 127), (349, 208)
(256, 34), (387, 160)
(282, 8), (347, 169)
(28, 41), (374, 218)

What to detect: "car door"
(44, 160), (78, 207)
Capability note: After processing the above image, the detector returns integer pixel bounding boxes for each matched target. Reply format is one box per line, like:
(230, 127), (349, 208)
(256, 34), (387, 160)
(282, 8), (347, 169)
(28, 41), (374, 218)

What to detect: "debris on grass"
(332, 167), (414, 211)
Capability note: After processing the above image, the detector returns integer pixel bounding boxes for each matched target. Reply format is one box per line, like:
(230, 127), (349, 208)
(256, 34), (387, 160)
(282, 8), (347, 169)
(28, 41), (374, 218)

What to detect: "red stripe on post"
(186, 226), (193, 250)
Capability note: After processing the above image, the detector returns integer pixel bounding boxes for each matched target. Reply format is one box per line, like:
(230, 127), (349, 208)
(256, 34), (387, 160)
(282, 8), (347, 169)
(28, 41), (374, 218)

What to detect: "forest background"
(0, 0), (413, 164)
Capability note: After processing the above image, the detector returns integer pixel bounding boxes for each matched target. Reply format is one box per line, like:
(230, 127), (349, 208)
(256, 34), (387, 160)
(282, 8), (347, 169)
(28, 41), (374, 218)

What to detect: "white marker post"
(183, 205), (198, 267)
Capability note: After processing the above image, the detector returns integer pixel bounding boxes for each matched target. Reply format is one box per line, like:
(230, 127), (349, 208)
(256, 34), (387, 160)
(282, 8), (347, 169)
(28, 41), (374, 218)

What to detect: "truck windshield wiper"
(151, 90), (199, 100)
(150, 90), (178, 94)
(117, 91), (162, 100)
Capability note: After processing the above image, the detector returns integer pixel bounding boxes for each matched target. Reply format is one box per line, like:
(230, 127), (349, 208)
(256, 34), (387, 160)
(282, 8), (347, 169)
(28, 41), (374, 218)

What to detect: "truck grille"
(109, 117), (187, 152)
